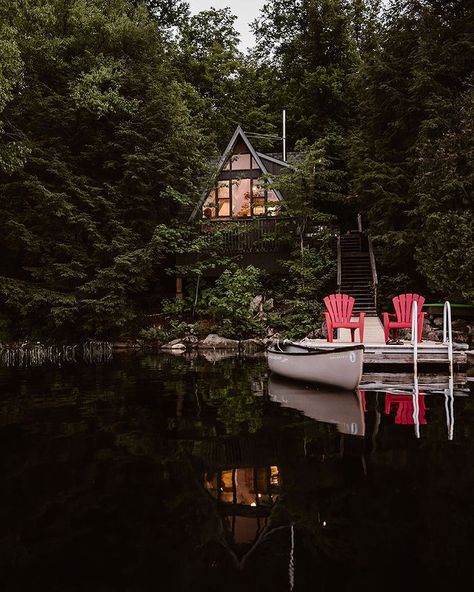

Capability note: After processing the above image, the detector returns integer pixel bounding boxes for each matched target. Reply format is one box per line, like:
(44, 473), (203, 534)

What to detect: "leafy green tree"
(177, 7), (277, 151)
(0, 22), (28, 173)
(414, 87), (474, 301)
(350, 0), (474, 301)
(204, 265), (266, 339)
(253, 0), (360, 143)
(266, 140), (338, 338)
(0, 0), (208, 338)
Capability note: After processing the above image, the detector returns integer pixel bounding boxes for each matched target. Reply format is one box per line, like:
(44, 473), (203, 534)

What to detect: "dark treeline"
(0, 0), (472, 340)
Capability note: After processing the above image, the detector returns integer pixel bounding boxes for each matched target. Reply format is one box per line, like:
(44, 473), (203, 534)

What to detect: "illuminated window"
(217, 181), (230, 217)
(232, 178), (251, 217)
(202, 145), (281, 219)
(252, 185), (266, 216)
(231, 153), (252, 170)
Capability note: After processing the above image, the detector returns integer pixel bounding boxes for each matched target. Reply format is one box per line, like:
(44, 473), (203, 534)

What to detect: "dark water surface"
(1, 353), (473, 592)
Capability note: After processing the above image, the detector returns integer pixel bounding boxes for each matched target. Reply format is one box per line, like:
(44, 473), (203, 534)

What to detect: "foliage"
(349, 0), (474, 301)
(202, 265), (266, 339)
(0, 0), (209, 338)
(140, 320), (195, 343)
(177, 7), (277, 151)
(414, 87), (474, 301)
(269, 238), (336, 340)
(0, 0), (472, 340)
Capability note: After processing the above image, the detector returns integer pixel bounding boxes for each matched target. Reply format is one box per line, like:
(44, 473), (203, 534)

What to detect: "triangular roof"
(189, 126), (291, 221)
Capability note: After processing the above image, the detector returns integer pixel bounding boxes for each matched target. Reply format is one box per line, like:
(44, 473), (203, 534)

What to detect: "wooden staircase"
(338, 231), (377, 316)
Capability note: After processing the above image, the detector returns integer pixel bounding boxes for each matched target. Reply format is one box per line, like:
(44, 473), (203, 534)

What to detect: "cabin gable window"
(202, 139), (281, 220)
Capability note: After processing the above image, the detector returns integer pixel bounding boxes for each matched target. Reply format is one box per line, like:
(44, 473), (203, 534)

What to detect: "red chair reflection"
(385, 393), (427, 425)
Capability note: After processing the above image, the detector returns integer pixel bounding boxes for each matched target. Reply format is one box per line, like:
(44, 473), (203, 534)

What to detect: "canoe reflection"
(268, 374), (365, 436)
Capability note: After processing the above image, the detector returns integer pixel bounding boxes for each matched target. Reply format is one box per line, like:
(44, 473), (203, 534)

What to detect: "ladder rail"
(443, 301), (453, 375)
(410, 301), (421, 439)
(411, 300), (418, 379)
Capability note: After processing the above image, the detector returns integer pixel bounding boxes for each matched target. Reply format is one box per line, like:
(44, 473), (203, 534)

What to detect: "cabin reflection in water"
(204, 466), (280, 545)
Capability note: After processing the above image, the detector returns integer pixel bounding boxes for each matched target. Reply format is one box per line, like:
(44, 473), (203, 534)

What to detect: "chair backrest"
(324, 294), (355, 323)
(392, 293), (425, 322)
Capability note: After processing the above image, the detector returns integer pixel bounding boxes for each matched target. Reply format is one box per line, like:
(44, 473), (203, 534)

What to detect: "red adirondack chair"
(382, 293), (426, 343)
(324, 294), (365, 343)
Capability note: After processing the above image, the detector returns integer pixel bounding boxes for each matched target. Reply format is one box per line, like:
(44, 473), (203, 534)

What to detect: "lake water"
(1, 352), (473, 591)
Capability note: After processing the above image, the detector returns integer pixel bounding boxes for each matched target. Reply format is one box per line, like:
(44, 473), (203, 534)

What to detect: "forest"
(0, 0), (472, 341)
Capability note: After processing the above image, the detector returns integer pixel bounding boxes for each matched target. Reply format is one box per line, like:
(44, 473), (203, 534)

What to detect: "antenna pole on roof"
(282, 108), (287, 162)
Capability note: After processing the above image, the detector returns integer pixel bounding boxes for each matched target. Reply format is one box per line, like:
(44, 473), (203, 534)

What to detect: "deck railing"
(201, 217), (332, 254)
(201, 217), (283, 253)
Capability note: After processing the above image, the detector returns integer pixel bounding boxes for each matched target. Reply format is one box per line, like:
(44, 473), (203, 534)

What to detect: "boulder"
(181, 335), (199, 347)
(424, 329), (442, 342)
(162, 338), (186, 350)
(162, 335), (199, 350)
(198, 334), (240, 349)
(452, 331), (469, 344)
(452, 318), (468, 331)
(250, 295), (264, 313)
(305, 325), (327, 340)
(263, 298), (274, 311)
(240, 338), (266, 351)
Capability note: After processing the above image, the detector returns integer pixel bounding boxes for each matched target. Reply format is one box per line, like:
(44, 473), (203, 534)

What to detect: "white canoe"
(267, 341), (364, 391)
(268, 374), (365, 436)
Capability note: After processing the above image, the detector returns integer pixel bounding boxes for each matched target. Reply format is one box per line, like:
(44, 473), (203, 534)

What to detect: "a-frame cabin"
(190, 126), (291, 221)
(175, 127), (294, 297)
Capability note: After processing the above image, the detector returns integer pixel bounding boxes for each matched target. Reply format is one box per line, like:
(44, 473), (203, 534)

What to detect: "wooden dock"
(302, 336), (470, 369)
(303, 315), (472, 368)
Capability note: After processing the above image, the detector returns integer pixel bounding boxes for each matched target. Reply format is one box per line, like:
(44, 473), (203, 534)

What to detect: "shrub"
(203, 265), (266, 339)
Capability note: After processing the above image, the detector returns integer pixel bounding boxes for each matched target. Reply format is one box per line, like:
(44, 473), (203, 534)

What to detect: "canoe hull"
(267, 342), (364, 390)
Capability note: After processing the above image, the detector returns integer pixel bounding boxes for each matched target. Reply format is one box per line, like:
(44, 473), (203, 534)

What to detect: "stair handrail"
(337, 235), (342, 292)
(367, 234), (378, 310)
(411, 300), (418, 380)
(443, 300), (453, 375)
